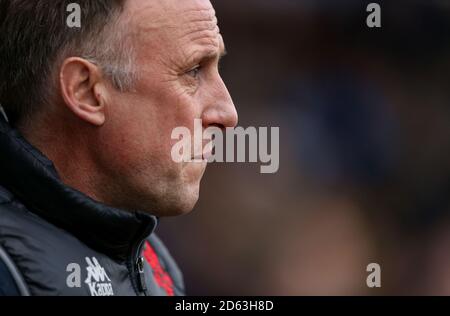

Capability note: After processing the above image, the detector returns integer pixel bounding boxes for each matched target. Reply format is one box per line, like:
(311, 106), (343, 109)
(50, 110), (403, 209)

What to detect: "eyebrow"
(204, 42), (227, 60)
(186, 39), (227, 68)
(219, 39), (227, 59)
(219, 48), (227, 59)
(191, 47), (226, 68)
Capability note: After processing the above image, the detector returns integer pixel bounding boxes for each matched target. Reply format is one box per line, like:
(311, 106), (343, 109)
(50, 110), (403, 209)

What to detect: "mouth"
(192, 148), (213, 161)
(201, 149), (213, 161)
(190, 140), (215, 161)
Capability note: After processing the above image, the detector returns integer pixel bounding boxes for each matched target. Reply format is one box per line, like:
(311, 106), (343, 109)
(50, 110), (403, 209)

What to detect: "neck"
(19, 113), (106, 205)
(0, 117), (158, 261)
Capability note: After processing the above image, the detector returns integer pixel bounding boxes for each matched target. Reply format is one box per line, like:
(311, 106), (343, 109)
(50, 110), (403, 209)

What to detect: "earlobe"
(60, 57), (106, 126)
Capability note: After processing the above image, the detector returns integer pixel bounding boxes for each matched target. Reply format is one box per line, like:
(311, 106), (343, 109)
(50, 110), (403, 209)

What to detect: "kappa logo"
(84, 257), (114, 296)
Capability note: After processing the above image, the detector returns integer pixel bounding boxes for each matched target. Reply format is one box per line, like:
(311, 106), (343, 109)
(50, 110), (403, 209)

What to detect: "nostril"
(205, 123), (225, 131)
(201, 97), (238, 129)
(228, 106), (239, 128)
(232, 109), (239, 127)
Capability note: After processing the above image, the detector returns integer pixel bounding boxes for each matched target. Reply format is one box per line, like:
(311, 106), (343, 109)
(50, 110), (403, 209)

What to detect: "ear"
(59, 57), (107, 126)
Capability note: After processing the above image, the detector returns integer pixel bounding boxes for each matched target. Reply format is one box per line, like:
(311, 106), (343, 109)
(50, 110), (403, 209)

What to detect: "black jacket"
(0, 116), (185, 296)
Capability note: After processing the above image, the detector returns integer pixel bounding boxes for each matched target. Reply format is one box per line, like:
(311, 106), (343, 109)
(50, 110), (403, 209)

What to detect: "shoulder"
(0, 244), (28, 296)
(0, 186), (28, 296)
(0, 257), (20, 296)
(0, 186), (88, 296)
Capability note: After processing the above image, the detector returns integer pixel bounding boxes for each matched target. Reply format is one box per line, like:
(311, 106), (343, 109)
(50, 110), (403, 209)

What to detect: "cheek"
(155, 93), (201, 146)
(99, 96), (160, 171)
(107, 81), (201, 165)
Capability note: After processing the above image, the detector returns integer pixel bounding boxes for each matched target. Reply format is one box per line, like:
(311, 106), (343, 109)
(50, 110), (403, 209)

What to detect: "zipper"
(127, 217), (158, 296)
(128, 237), (149, 296)
(136, 256), (147, 293)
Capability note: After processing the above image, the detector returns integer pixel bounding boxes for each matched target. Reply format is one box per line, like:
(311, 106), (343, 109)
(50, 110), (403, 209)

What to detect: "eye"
(186, 65), (202, 79)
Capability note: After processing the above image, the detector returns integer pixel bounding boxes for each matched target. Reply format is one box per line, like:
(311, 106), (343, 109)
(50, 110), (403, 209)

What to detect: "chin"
(146, 182), (201, 217)
(132, 162), (206, 217)
(170, 185), (201, 216)
(162, 162), (206, 216)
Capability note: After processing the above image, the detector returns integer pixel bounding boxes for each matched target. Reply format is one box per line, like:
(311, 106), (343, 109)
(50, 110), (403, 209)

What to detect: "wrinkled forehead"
(124, 0), (221, 52)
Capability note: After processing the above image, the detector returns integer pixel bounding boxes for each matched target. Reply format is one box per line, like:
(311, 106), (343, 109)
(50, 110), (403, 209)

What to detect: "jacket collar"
(0, 117), (158, 261)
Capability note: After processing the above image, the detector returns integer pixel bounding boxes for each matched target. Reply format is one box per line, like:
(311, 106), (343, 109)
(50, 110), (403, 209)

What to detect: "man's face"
(96, 0), (238, 216)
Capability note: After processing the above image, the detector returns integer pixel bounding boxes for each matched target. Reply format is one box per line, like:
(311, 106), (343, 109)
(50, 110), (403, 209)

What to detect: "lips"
(192, 146), (214, 161)
(202, 149), (213, 160)
(192, 152), (211, 161)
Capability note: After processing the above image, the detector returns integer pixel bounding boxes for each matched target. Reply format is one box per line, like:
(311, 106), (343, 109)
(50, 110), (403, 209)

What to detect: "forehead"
(124, 0), (223, 62)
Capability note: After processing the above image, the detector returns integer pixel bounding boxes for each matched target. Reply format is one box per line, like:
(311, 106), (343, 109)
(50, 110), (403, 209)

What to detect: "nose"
(201, 76), (238, 129)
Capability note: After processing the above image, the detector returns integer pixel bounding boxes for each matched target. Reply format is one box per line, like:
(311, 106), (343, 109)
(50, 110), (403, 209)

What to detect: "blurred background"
(158, 0), (450, 295)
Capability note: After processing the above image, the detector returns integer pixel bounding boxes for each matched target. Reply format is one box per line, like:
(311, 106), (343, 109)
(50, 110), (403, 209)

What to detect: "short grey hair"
(0, 0), (137, 126)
